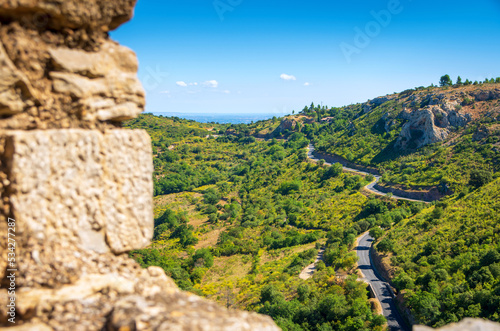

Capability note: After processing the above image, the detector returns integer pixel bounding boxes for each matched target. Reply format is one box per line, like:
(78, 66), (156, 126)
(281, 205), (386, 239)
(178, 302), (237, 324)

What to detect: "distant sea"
(149, 112), (286, 124)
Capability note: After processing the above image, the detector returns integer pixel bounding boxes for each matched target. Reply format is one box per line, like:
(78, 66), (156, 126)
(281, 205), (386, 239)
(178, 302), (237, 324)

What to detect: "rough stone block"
(0, 41), (36, 115)
(3, 129), (153, 254)
(0, 0), (138, 30)
(48, 41), (145, 122)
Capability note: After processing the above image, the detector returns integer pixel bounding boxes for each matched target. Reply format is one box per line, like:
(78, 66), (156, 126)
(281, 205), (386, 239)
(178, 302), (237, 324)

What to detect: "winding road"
(307, 144), (425, 203)
(356, 232), (409, 331)
(306, 143), (417, 330)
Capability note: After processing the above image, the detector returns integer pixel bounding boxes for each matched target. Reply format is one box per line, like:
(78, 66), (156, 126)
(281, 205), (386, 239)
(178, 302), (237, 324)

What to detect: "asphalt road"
(307, 144), (425, 203)
(356, 232), (409, 331)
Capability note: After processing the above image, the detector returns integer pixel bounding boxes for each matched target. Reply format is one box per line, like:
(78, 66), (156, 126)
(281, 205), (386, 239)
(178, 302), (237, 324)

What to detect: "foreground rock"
(0, 1), (279, 330)
(414, 318), (500, 331)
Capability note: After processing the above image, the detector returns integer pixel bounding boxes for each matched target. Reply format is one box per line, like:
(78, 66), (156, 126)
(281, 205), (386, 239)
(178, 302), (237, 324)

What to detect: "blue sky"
(111, 0), (500, 115)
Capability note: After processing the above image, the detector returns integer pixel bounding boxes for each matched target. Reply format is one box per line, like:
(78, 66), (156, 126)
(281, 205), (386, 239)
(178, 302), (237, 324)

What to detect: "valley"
(125, 80), (500, 330)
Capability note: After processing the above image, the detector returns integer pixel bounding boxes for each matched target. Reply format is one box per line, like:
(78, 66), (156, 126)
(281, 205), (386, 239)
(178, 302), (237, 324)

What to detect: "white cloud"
(202, 80), (219, 88)
(280, 73), (296, 81)
(222, 90), (230, 94)
(160, 90), (171, 98)
(176, 81), (188, 87)
(188, 82), (198, 86)
(303, 82), (310, 86)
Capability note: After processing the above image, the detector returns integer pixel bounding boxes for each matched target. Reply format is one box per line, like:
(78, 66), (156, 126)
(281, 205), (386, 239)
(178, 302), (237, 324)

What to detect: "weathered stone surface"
(101, 130), (153, 253)
(0, 264), (279, 331)
(473, 89), (500, 102)
(0, 2), (145, 130)
(414, 318), (500, 331)
(396, 98), (471, 149)
(0, 40), (36, 114)
(272, 117), (297, 135)
(370, 96), (392, 107)
(4, 129), (153, 254)
(0, 0), (138, 31)
(49, 41), (145, 122)
(396, 107), (448, 149)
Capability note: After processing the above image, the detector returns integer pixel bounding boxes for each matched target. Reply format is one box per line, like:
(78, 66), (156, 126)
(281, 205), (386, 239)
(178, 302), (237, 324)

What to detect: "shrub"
(277, 181), (301, 195)
(369, 227), (384, 240)
(394, 272), (415, 290)
(203, 188), (221, 205)
(297, 284), (311, 302)
(377, 238), (393, 253)
(191, 248), (214, 268)
(260, 284), (284, 304)
(469, 169), (492, 188)
(171, 224), (198, 247)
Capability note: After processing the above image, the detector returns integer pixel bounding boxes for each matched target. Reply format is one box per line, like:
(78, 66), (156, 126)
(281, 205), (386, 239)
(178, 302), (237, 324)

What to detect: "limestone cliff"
(272, 117), (298, 135)
(362, 86), (500, 150)
(0, 1), (279, 330)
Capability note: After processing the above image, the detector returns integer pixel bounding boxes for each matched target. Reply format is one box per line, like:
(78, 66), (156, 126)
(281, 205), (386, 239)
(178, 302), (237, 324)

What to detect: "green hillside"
(125, 79), (500, 330)
(381, 178), (500, 327)
(231, 82), (500, 194)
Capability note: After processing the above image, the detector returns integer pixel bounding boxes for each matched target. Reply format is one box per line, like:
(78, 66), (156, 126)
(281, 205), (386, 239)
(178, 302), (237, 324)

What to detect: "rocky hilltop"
(392, 86), (499, 149)
(361, 85), (500, 150)
(0, 1), (278, 330)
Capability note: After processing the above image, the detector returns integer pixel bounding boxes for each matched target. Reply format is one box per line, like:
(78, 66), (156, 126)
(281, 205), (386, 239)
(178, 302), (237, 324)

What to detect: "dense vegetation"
(126, 116), (419, 330)
(379, 179), (500, 327)
(126, 79), (500, 329)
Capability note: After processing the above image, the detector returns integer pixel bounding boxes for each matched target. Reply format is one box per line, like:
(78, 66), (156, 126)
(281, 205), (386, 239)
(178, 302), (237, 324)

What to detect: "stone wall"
(0, 1), (279, 330)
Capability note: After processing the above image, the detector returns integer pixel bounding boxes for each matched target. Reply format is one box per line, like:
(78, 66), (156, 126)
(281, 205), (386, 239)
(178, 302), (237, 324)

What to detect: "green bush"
(469, 169), (493, 188)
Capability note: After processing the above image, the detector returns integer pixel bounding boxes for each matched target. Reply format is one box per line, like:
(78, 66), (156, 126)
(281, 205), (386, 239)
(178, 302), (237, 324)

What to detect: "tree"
(363, 199), (387, 215)
(171, 224), (198, 247)
(318, 294), (348, 321)
(323, 163), (343, 179)
(277, 181), (301, 195)
(456, 76), (463, 85)
(369, 227), (384, 240)
(203, 188), (221, 205)
(377, 238), (393, 253)
(297, 284), (311, 302)
(394, 272), (415, 290)
(191, 248), (214, 268)
(260, 284), (284, 304)
(297, 149), (307, 161)
(439, 74), (452, 87)
(469, 169), (492, 188)
(408, 291), (442, 325)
